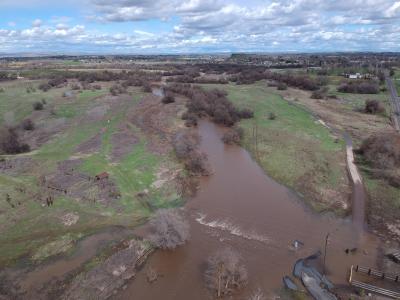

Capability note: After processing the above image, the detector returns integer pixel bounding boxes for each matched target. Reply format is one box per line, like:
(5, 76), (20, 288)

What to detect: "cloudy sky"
(0, 0), (399, 54)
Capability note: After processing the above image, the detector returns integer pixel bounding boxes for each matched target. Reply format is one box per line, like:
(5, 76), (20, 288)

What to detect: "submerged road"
(386, 76), (400, 131)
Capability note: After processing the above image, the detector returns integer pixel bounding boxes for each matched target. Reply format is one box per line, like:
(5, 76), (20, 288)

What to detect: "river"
(117, 120), (381, 299)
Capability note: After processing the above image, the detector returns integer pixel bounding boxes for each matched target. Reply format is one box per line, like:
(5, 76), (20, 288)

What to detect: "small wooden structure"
(349, 265), (400, 299)
(95, 172), (109, 181)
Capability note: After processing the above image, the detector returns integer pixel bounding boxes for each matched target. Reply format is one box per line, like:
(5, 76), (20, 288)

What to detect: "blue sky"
(0, 0), (399, 54)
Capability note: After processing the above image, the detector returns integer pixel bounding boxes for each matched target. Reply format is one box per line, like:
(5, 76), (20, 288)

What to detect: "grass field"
(326, 75), (390, 114)
(0, 81), (182, 266)
(394, 69), (400, 94)
(202, 83), (349, 213)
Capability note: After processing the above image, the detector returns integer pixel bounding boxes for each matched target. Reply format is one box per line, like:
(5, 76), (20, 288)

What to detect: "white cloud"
(1, 0), (400, 53)
(32, 19), (42, 27)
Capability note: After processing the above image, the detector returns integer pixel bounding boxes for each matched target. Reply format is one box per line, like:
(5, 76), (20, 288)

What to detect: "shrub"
(0, 127), (30, 154)
(149, 209), (190, 250)
(142, 82), (152, 93)
(21, 119), (35, 131)
(338, 81), (379, 94)
(311, 90), (324, 99)
(185, 151), (210, 175)
(38, 83), (51, 92)
(222, 127), (243, 145)
(165, 84), (253, 127)
(268, 112), (277, 120)
(109, 84), (126, 96)
(204, 247), (248, 298)
(33, 102), (44, 110)
(161, 93), (175, 104)
(182, 112), (198, 127)
(358, 132), (400, 169)
(277, 82), (287, 90)
(0, 88), (4, 93)
(365, 100), (385, 114)
(237, 108), (254, 119)
(173, 131), (210, 175)
(70, 83), (81, 90)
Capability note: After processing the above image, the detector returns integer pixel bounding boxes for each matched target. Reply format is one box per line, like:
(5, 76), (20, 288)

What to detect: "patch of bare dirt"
(128, 94), (186, 155)
(41, 159), (121, 207)
(74, 132), (102, 155)
(21, 117), (69, 150)
(110, 123), (138, 162)
(86, 104), (110, 122)
(60, 213), (79, 227)
(0, 156), (37, 175)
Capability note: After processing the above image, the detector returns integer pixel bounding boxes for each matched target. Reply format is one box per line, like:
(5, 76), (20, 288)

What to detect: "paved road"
(386, 76), (400, 131)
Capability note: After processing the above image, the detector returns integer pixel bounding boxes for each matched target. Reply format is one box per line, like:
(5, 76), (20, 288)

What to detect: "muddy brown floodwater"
(118, 120), (381, 300)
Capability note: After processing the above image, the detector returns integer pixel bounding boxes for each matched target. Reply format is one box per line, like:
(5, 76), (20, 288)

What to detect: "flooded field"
(118, 120), (381, 299)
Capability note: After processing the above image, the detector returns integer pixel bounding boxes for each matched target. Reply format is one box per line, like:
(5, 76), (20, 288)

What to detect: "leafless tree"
(149, 209), (190, 250)
(248, 288), (266, 300)
(204, 247), (248, 298)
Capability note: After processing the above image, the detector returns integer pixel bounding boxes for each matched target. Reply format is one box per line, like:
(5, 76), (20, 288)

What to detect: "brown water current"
(118, 120), (381, 299)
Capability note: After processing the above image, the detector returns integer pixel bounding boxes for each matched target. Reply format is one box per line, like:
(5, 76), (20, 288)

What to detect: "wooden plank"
(351, 280), (400, 299)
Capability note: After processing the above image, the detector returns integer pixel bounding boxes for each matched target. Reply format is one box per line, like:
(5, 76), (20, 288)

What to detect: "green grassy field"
(394, 69), (400, 94)
(326, 76), (390, 114)
(202, 83), (348, 213)
(0, 82), (181, 265)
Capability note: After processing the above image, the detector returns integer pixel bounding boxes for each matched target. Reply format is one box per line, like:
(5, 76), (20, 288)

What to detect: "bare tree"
(248, 288), (266, 300)
(149, 209), (190, 250)
(204, 247), (248, 298)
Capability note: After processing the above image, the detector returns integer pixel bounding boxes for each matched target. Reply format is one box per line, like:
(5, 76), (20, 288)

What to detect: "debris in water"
(292, 240), (304, 250)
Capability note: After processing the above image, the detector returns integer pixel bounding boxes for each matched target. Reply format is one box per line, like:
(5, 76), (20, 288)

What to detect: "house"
(348, 73), (362, 79)
(95, 172), (109, 181)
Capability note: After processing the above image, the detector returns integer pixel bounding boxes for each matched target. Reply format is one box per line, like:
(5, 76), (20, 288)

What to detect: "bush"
(149, 209), (190, 249)
(21, 119), (35, 131)
(142, 82), (152, 93)
(205, 247), (248, 298)
(0, 88), (4, 93)
(70, 83), (81, 90)
(161, 93), (175, 104)
(33, 102), (44, 110)
(222, 127), (243, 145)
(182, 112), (198, 127)
(173, 131), (210, 175)
(338, 81), (379, 94)
(109, 84), (126, 96)
(0, 127), (30, 154)
(311, 90), (324, 99)
(38, 83), (51, 92)
(358, 132), (400, 169)
(365, 100), (385, 114)
(237, 108), (254, 119)
(277, 82), (287, 90)
(165, 84), (252, 127)
(268, 112), (277, 120)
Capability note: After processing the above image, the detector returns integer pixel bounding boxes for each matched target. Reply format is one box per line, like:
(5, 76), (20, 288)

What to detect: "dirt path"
(344, 134), (365, 230)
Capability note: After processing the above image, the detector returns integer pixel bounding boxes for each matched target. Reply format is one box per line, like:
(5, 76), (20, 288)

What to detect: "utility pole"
(323, 232), (330, 276)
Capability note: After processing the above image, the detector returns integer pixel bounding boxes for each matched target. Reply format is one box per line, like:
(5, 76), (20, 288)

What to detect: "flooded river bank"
(118, 120), (381, 299)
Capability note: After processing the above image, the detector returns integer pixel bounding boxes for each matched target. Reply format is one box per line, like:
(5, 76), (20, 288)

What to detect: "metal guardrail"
(355, 265), (400, 283)
(349, 265), (400, 299)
